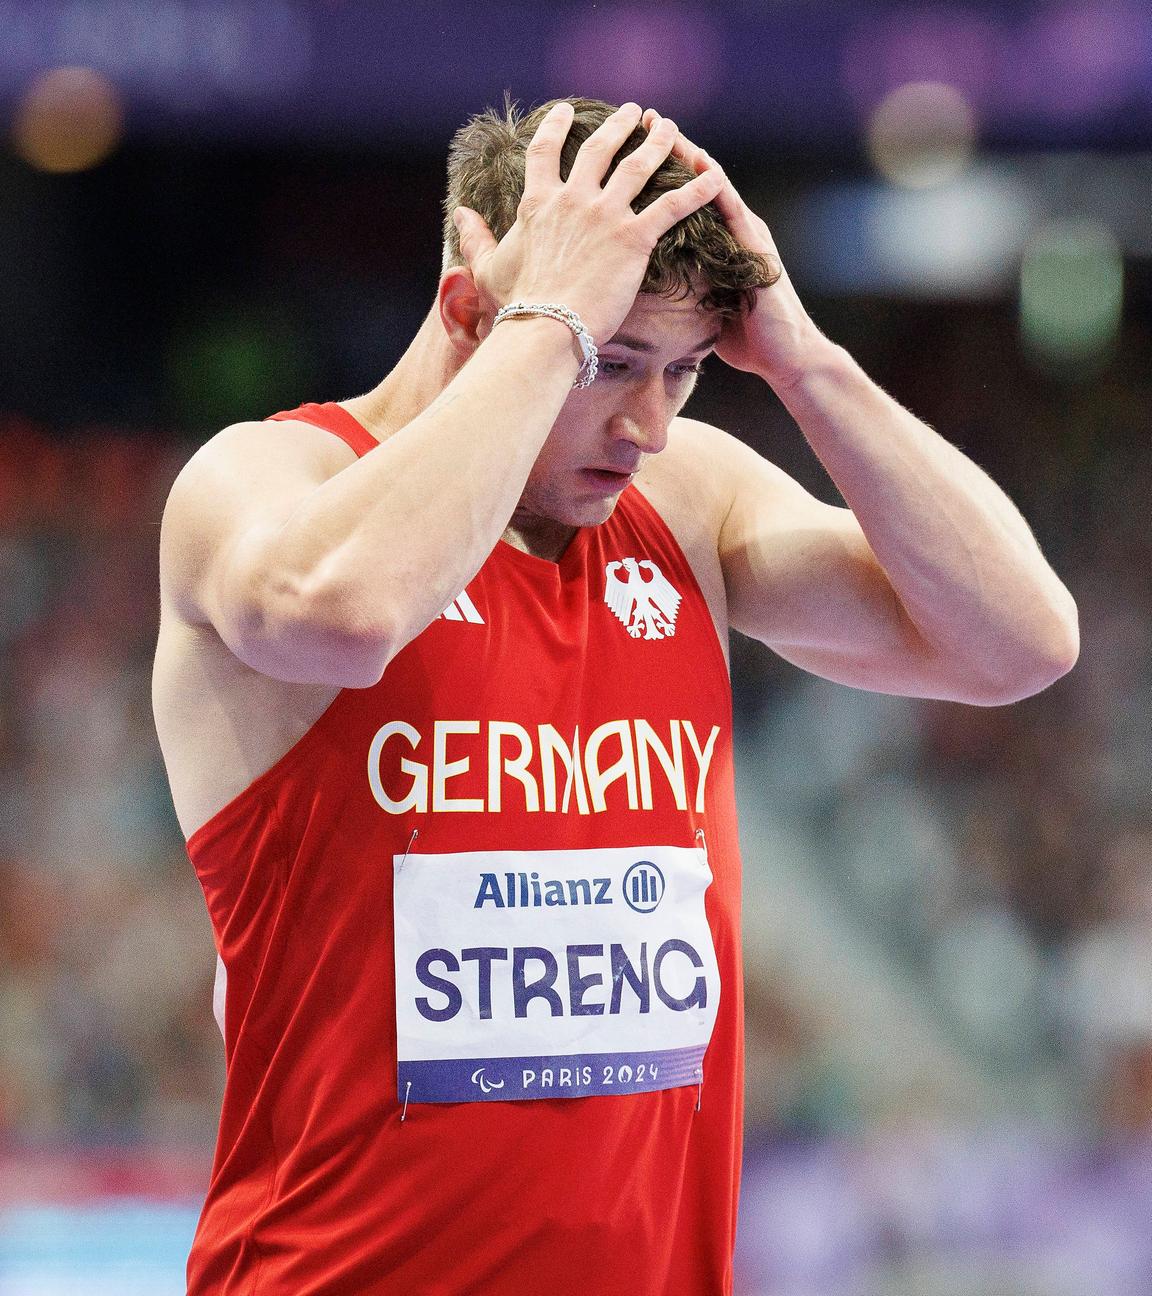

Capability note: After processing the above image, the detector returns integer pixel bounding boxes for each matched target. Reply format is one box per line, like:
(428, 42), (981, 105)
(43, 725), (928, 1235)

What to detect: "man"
(152, 98), (1078, 1295)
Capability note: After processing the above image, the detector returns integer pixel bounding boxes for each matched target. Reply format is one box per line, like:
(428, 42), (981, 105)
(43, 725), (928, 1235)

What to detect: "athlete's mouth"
(583, 466), (638, 485)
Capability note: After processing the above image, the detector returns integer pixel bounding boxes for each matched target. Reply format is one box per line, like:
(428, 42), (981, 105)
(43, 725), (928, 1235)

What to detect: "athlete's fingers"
(647, 119), (748, 233)
(643, 108), (709, 176)
(522, 100), (576, 195)
(710, 169), (746, 226)
(453, 206), (498, 269)
(565, 101), (644, 190)
(696, 158), (784, 264)
(701, 158), (758, 238)
(631, 163), (726, 244)
(674, 129), (711, 177)
(634, 116), (762, 251)
(602, 114), (679, 204)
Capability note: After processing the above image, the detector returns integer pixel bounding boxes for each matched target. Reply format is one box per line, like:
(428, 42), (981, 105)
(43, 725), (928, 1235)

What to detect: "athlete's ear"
(437, 266), (485, 358)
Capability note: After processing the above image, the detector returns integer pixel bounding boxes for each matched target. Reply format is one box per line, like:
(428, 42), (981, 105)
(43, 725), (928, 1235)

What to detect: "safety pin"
(694, 830), (708, 1116)
(397, 829), (419, 1123)
(396, 826), (420, 874)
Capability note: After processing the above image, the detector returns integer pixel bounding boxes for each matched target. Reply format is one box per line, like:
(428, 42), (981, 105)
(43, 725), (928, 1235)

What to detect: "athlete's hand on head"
(640, 109), (825, 389)
(452, 101), (726, 344)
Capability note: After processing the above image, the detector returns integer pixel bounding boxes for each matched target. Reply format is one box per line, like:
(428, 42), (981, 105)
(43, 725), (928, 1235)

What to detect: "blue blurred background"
(1, 1), (1151, 1292)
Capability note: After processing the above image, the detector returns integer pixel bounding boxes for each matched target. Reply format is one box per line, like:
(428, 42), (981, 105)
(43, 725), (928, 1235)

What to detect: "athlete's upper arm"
(695, 419), (954, 698)
(158, 419), (370, 684)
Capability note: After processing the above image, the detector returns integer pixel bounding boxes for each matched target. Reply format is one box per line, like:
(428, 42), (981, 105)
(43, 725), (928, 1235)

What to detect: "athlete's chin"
(526, 475), (628, 529)
(571, 471), (633, 518)
(560, 496), (620, 528)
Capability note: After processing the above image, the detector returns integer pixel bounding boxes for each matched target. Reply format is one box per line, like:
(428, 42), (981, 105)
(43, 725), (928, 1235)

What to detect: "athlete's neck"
(339, 307), (459, 443)
(343, 308), (582, 565)
(503, 511), (579, 563)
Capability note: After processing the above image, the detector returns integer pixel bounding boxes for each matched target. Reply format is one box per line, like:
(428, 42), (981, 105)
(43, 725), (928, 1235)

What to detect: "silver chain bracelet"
(492, 302), (598, 389)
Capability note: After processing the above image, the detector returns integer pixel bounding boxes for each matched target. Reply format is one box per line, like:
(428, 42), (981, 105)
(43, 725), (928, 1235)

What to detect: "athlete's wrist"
(492, 303), (598, 389)
(482, 312), (585, 383)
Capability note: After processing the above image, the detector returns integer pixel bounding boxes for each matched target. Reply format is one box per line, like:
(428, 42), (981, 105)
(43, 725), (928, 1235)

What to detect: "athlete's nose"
(612, 380), (671, 455)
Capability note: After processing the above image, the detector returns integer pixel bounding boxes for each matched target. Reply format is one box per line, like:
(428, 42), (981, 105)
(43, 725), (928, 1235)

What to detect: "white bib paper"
(394, 844), (720, 1103)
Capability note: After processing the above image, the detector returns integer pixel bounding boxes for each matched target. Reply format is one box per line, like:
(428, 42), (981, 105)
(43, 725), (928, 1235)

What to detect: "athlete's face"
(512, 292), (720, 536)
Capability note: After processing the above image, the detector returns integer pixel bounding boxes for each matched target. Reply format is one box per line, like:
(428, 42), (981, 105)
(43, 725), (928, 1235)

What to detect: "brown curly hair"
(441, 96), (780, 317)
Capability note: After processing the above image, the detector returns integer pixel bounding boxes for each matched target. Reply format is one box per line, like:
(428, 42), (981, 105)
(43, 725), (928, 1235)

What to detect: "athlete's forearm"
(773, 337), (1079, 698)
(267, 319), (579, 679)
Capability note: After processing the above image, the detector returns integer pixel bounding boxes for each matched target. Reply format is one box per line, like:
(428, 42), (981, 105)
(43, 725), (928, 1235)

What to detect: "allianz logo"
(474, 862), (666, 915)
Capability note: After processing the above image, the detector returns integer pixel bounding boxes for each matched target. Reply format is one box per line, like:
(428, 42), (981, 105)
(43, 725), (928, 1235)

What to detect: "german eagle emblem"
(604, 558), (682, 640)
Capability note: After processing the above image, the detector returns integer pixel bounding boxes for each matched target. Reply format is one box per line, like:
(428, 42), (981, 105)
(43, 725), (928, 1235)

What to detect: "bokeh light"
(548, 4), (722, 115)
(1019, 218), (1124, 374)
(11, 67), (125, 175)
(798, 167), (1031, 297)
(866, 81), (978, 189)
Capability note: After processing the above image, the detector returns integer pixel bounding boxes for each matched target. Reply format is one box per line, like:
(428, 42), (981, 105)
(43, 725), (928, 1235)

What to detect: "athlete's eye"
(598, 359), (702, 381)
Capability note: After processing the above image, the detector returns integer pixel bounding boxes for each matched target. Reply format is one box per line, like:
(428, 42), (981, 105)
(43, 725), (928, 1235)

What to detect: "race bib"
(393, 844), (720, 1103)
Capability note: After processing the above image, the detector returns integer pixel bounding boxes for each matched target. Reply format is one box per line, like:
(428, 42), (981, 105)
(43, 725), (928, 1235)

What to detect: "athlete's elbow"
(323, 621), (397, 688)
(294, 578), (399, 687)
(963, 602), (1080, 706)
(1037, 600), (1080, 686)
(236, 616), (394, 688)
(1014, 587), (1080, 695)
(227, 571), (398, 689)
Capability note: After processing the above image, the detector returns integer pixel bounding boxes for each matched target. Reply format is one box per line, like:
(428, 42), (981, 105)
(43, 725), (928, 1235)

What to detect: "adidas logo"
(438, 590), (484, 624)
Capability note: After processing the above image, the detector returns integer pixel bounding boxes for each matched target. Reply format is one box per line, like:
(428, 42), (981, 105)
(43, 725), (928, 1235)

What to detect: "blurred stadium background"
(1, 1), (1151, 1292)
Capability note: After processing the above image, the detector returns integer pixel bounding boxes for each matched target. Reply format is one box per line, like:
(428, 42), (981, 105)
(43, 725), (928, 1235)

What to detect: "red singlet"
(185, 402), (745, 1295)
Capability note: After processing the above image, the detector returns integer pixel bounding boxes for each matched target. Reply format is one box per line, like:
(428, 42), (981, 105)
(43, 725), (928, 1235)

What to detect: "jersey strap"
(266, 401), (379, 458)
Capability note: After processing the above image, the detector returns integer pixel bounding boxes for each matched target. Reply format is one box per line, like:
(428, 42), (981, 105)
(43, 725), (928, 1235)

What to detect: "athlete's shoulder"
(158, 417), (357, 624)
(667, 414), (782, 473)
(175, 416), (357, 490)
(626, 417), (738, 590)
(163, 416), (359, 534)
(637, 416), (743, 534)
(663, 414), (767, 485)
(664, 413), (810, 506)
